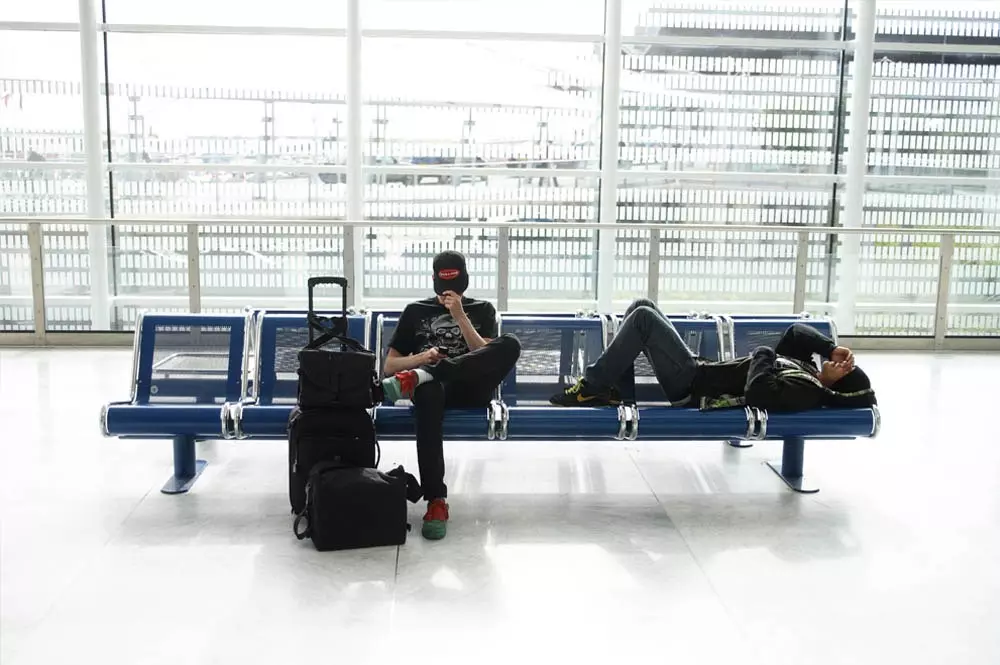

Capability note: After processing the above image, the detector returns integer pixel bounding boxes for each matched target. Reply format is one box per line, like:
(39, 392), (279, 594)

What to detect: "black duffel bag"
(297, 277), (380, 409)
(293, 462), (421, 552)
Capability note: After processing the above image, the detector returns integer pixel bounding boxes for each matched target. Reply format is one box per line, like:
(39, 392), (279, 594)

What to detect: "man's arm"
(457, 315), (489, 351)
(383, 307), (443, 375)
(442, 292), (491, 351)
(773, 323), (838, 363)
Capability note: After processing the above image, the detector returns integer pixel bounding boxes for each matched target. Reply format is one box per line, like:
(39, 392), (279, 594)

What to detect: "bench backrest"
(133, 313), (247, 405)
(253, 312), (369, 405)
(727, 316), (837, 359)
(499, 315), (608, 405)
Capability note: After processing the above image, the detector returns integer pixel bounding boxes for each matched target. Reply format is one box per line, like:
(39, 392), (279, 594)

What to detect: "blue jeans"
(584, 299), (698, 402)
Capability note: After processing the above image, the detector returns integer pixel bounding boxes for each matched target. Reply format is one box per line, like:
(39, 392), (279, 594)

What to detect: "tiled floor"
(2, 349), (999, 665)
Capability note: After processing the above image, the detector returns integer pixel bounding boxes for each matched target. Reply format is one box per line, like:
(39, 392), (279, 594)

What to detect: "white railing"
(2, 216), (998, 349)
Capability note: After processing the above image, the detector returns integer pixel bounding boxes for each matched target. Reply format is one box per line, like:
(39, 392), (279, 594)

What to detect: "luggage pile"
(289, 277), (420, 551)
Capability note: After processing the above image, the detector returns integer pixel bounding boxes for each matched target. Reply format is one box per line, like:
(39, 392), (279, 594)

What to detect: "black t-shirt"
(389, 297), (498, 358)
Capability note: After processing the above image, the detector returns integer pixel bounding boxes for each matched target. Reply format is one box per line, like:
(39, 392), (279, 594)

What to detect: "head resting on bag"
(433, 250), (469, 296)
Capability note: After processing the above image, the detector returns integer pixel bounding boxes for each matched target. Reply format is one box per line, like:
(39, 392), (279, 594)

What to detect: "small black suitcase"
(293, 462), (410, 552)
(288, 406), (378, 514)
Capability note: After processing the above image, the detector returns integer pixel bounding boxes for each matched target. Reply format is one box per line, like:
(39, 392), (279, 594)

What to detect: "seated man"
(551, 299), (875, 411)
(381, 250), (521, 540)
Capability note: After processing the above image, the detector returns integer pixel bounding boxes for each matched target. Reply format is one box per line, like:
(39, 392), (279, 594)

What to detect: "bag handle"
(293, 511), (309, 540)
(293, 481), (313, 540)
(307, 277), (349, 346)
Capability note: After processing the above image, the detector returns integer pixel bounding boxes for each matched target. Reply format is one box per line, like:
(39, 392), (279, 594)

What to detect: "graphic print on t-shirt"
(417, 313), (468, 357)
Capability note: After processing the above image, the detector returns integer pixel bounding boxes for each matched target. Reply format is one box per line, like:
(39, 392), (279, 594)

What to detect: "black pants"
(412, 334), (521, 501)
(584, 298), (698, 402)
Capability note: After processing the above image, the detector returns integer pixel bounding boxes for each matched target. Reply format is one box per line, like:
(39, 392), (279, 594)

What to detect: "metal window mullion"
(187, 223), (201, 313)
(497, 226), (510, 311)
(647, 227), (661, 303)
(793, 231), (809, 313)
(834, 0), (876, 335)
(596, 0), (622, 313)
(343, 0), (364, 308)
(79, 0), (111, 330)
(934, 233), (956, 350)
(0, 21), (81, 31)
(27, 223), (47, 341)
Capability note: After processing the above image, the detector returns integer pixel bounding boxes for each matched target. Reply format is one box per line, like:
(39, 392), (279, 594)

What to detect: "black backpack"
(293, 462), (421, 551)
(288, 406), (378, 514)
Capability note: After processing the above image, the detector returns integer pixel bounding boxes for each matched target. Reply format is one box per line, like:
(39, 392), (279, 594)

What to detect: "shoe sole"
(422, 521), (447, 540)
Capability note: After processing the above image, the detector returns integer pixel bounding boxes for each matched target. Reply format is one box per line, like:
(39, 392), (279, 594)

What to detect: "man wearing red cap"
(381, 250), (521, 540)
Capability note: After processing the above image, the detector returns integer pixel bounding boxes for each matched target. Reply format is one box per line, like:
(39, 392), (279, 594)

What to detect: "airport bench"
(102, 309), (878, 496)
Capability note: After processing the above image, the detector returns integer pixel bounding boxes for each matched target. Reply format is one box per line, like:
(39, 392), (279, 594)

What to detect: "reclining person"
(550, 299), (876, 411)
(381, 250), (521, 540)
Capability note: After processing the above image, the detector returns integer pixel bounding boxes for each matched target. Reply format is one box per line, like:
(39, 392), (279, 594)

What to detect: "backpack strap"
(293, 480), (312, 540)
(386, 465), (423, 503)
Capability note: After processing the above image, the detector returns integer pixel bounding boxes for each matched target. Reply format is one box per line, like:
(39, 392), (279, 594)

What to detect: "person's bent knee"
(488, 332), (521, 359)
(495, 333), (522, 354)
(626, 305), (657, 324)
(625, 298), (657, 317)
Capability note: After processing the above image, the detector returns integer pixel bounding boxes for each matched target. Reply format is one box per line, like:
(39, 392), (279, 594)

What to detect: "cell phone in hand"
(436, 347), (449, 357)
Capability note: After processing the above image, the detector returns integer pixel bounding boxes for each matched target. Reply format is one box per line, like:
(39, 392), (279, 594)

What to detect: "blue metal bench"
(100, 313), (249, 493)
(102, 309), (878, 496)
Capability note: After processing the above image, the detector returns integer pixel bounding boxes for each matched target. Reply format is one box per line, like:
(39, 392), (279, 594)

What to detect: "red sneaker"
(422, 499), (449, 540)
(382, 370), (419, 402)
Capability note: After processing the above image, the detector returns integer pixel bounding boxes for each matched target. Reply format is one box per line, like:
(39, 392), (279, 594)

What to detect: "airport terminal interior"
(2, 1), (1000, 663)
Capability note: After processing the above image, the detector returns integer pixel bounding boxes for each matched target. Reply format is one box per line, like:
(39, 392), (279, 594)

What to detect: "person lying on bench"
(550, 298), (876, 411)
(380, 250), (521, 540)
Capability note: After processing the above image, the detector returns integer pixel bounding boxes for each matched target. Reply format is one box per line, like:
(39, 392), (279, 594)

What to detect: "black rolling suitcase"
(288, 406), (378, 514)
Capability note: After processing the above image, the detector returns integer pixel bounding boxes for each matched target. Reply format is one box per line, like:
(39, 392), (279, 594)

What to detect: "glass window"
(104, 34), (348, 216)
(615, 180), (833, 307)
(362, 39), (601, 169)
(874, 1), (1000, 44)
(619, 46), (843, 175)
(850, 181), (1000, 336)
(1, 32), (85, 162)
(622, 1), (848, 39)
(103, 0), (347, 28)
(866, 59), (1000, 180)
(0, 0), (79, 22)
(0, 222), (33, 331)
(363, 0), (604, 35)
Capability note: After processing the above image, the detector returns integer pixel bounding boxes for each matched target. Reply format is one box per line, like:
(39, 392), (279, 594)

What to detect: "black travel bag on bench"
(296, 276), (381, 409)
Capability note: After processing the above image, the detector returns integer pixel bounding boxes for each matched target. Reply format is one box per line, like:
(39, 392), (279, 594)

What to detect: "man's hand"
(440, 290), (466, 320)
(418, 347), (445, 365)
(831, 346), (855, 370)
(819, 360), (851, 387)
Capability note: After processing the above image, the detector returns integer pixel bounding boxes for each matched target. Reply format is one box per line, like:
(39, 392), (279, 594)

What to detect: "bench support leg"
(161, 435), (207, 495)
(727, 439), (753, 449)
(766, 437), (818, 494)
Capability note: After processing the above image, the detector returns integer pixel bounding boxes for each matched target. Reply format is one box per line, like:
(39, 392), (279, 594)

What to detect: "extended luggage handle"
(307, 276), (350, 345)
